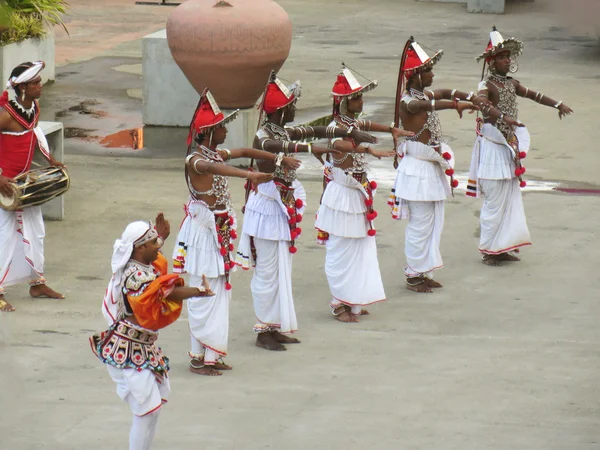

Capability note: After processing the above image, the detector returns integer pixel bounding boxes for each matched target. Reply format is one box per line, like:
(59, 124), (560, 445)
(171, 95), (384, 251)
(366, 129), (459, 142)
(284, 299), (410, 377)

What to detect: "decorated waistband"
(89, 320), (169, 375)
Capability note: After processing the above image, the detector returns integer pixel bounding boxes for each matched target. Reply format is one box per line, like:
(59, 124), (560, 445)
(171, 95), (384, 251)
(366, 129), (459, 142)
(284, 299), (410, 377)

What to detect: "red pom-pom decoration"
(289, 246), (298, 254)
(520, 180), (527, 188)
(287, 207), (295, 216)
(288, 217), (296, 225)
(295, 227), (302, 236)
(296, 214), (303, 223)
(230, 230), (237, 240)
(373, 211), (378, 219)
(229, 244), (234, 251)
(243, 182), (248, 189)
(218, 235), (224, 244)
(367, 212), (376, 221)
(225, 282), (232, 291)
(367, 229), (377, 237)
(451, 179), (459, 188)
(295, 198), (304, 209)
(220, 247), (227, 256)
(520, 167), (526, 174)
(445, 168), (454, 176)
(370, 181), (378, 190)
(365, 198), (373, 207)
(228, 216), (235, 226)
(519, 151), (527, 159)
(442, 152), (451, 160)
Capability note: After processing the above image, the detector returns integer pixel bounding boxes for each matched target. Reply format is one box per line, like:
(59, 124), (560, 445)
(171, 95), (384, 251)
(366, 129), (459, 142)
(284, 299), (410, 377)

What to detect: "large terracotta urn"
(166, 0), (292, 109)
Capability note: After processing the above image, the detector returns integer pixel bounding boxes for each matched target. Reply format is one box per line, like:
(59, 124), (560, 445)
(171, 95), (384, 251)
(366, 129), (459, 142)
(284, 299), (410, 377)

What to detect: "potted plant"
(0, 0), (69, 84)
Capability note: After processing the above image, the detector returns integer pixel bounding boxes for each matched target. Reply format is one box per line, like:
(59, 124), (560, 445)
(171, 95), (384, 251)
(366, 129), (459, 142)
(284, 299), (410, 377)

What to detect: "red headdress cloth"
(262, 72), (301, 115)
(187, 88), (239, 146)
(401, 37), (443, 79)
(331, 64), (377, 99)
(477, 26), (524, 63)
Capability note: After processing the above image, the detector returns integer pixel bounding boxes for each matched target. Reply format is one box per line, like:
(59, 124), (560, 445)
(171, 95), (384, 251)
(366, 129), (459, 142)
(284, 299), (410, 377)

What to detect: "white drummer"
(0, 61), (65, 312)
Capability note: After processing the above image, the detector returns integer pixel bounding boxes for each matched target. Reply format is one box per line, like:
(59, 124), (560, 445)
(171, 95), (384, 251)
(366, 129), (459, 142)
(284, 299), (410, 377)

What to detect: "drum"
(0, 166), (70, 211)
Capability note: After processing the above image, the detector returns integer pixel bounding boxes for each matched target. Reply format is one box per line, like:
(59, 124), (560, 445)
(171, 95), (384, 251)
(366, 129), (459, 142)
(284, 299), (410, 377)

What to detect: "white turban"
(6, 61), (45, 90)
(102, 221), (160, 326)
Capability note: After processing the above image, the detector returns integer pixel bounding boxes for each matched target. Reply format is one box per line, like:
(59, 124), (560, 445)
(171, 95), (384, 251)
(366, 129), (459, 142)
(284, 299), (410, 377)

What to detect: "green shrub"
(0, 0), (68, 46)
(0, 11), (44, 45)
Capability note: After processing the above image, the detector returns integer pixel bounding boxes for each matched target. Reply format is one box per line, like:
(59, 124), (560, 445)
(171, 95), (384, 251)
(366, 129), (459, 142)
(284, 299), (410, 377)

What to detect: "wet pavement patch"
(56, 100), (105, 119)
(65, 127), (96, 138)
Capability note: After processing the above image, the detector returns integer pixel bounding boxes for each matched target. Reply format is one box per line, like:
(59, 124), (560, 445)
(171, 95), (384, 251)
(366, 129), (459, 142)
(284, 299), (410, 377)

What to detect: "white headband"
(6, 61), (45, 90)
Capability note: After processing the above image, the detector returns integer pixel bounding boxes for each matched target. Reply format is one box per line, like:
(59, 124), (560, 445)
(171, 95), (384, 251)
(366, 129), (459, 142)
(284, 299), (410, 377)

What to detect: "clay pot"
(167, 0), (292, 109)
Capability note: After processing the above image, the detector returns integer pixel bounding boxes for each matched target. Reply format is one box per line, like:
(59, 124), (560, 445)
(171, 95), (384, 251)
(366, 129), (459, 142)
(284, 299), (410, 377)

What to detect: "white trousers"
(188, 275), (230, 364)
(129, 409), (160, 450)
(479, 178), (531, 254)
(251, 238), (297, 334)
(106, 365), (170, 417)
(325, 235), (386, 310)
(0, 206), (46, 293)
(404, 200), (445, 278)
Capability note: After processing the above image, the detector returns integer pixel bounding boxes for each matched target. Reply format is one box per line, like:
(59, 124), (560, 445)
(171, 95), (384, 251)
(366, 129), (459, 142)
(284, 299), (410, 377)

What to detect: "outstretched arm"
(188, 155), (273, 186)
(225, 148), (300, 170)
(287, 125), (377, 145)
(403, 99), (478, 118)
(332, 139), (394, 159)
(427, 88), (489, 108)
(514, 81), (573, 119)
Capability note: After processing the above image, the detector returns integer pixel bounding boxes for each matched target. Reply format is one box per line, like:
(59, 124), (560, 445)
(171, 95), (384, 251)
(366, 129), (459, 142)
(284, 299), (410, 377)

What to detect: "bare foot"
(406, 277), (433, 293)
(359, 309), (370, 315)
(29, 284), (65, 299)
(497, 252), (520, 262)
(189, 359), (222, 376)
(335, 310), (359, 323)
(212, 359), (232, 371)
(426, 278), (443, 288)
(0, 296), (15, 312)
(256, 332), (286, 351)
(271, 331), (300, 344)
(482, 254), (503, 267)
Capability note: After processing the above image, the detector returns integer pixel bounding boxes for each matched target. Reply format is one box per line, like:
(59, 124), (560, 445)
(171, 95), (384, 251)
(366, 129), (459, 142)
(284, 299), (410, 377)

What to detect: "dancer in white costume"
(0, 61), (65, 312)
(467, 27), (573, 266)
(173, 88), (295, 374)
(388, 38), (480, 293)
(315, 64), (413, 323)
(236, 71), (373, 348)
(90, 214), (214, 450)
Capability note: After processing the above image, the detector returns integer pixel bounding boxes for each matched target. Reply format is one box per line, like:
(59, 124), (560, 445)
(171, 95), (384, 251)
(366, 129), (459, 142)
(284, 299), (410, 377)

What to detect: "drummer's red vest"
(0, 90), (40, 178)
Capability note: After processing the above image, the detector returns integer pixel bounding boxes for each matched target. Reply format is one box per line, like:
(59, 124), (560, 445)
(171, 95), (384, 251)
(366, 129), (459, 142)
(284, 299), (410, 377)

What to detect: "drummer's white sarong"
(0, 206), (45, 293)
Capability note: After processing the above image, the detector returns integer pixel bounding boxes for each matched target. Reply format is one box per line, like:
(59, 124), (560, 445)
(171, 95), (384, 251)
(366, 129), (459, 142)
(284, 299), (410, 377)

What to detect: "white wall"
(0, 34), (55, 85)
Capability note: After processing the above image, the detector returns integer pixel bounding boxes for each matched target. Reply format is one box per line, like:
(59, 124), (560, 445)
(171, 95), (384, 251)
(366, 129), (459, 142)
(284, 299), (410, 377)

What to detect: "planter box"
(0, 33), (55, 86)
